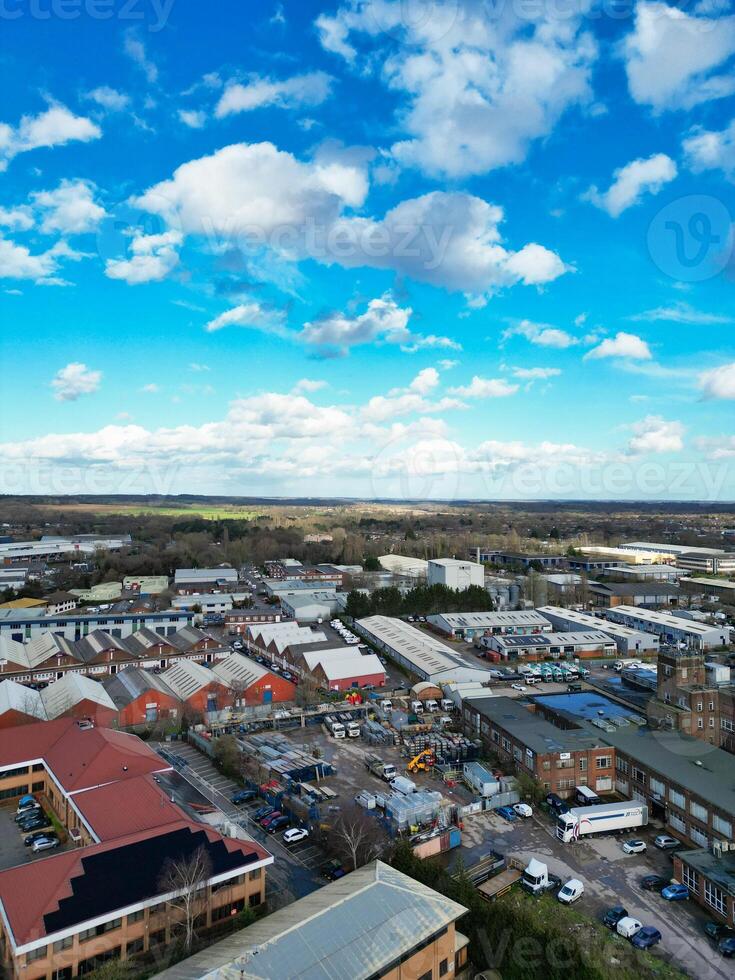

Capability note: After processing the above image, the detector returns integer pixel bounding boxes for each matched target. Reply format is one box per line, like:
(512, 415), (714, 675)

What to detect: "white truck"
(390, 776), (417, 795)
(346, 721), (361, 738)
(324, 716), (346, 739)
(557, 801), (648, 843)
(520, 859), (562, 896)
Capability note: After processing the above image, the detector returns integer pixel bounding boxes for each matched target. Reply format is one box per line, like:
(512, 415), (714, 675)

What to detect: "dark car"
(641, 874), (669, 891)
(260, 811), (282, 828)
(14, 804), (40, 823)
(253, 805), (274, 821)
(266, 815), (289, 834)
(24, 830), (57, 848)
(719, 936), (735, 958)
(602, 906), (628, 930)
(231, 790), (256, 805)
(704, 922), (735, 942)
(545, 793), (570, 816)
(321, 859), (346, 881)
(631, 927), (662, 950)
(18, 815), (49, 833)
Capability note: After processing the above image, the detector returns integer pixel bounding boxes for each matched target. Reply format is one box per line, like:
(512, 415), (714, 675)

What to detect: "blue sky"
(1, 0), (734, 500)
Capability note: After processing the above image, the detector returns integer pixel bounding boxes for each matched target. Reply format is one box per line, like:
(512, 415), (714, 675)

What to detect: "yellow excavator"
(407, 749), (436, 774)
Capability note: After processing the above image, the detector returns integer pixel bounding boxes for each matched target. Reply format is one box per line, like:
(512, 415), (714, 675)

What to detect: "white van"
(557, 879), (584, 904)
(616, 917), (642, 939)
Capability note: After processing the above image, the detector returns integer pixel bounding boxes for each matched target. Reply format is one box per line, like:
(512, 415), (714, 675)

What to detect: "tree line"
(344, 583), (493, 619)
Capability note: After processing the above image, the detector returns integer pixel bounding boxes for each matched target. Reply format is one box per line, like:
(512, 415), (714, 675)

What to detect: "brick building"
(102, 668), (181, 729)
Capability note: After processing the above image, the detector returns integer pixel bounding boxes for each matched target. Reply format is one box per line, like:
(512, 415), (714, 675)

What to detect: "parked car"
(266, 815), (290, 834)
(283, 828), (309, 845)
(616, 917), (642, 939)
(260, 811), (282, 828)
(513, 803), (533, 818)
(321, 859), (346, 881)
(253, 805), (274, 821)
(704, 922), (735, 942)
(719, 936), (735, 958)
(15, 795), (38, 815)
(15, 803), (40, 823)
(654, 834), (681, 850)
(18, 814), (49, 833)
(557, 879), (584, 905)
(545, 793), (570, 816)
(495, 806), (517, 822)
(631, 927), (662, 950)
(641, 874), (670, 891)
(510, 683), (528, 692)
(622, 839), (647, 854)
(231, 790), (257, 805)
(661, 883), (689, 901)
(24, 831), (57, 848)
(602, 906), (628, 930)
(31, 836), (60, 853)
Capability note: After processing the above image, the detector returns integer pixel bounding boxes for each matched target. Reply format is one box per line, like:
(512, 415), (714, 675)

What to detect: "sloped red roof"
(0, 821), (271, 948)
(71, 773), (189, 841)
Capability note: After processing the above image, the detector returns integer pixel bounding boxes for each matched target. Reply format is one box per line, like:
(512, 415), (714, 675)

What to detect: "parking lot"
(450, 806), (732, 980)
(0, 802), (68, 870)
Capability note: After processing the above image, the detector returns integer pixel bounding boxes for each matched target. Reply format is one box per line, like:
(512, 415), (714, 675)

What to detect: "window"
(440, 960), (449, 977)
(713, 814), (733, 839)
(125, 938), (144, 957)
(650, 777), (665, 796)
(127, 909), (145, 924)
(669, 812), (686, 833)
(704, 880), (726, 916)
(668, 788), (685, 810)
(631, 767), (646, 784)
(248, 869), (261, 881)
(79, 919), (121, 942)
(0, 765), (29, 779)
(709, 701), (714, 712)
(31, 781), (44, 792)
(690, 801), (708, 823)
(690, 826), (709, 848)
(0, 784), (29, 801)
(616, 758), (629, 775)
(697, 719), (704, 730)
(27, 946), (47, 963)
(696, 702), (703, 712)
(418, 972), (433, 980)
(149, 930), (166, 946)
(78, 948), (121, 976)
(681, 865), (699, 892)
(578, 758), (587, 771)
(596, 756), (612, 769)
(53, 936), (73, 953)
(248, 893), (262, 907)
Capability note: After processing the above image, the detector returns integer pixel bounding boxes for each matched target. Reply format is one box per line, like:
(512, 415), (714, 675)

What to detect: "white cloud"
(0, 236), (71, 284)
(438, 359), (459, 370)
(31, 179), (106, 234)
(630, 301), (731, 325)
(204, 301), (287, 334)
(409, 368), (440, 395)
(0, 206), (33, 231)
(178, 109), (206, 129)
(697, 435), (735, 460)
(0, 104), (100, 171)
(683, 118), (735, 179)
(124, 32), (158, 83)
(215, 71), (333, 117)
(189, 362), (211, 372)
(132, 142), (568, 300)
(105, 230), (182, 285)
(85, 87), (130, 112)
(699, 362), (735, 399)
(292, 378), (328, 394)
(503, 319), (578, 348)
(448, 376), (518, 399)
(623, 1), (735, 111)
(140, 383), (160, 393)
(585, 332), (652, 361)
(585, 154), (677, 217)
(317, 0), (596, 178)
(50, 362), (101, 401)
(512, 366), (562, 380)
(628, 415), (684, 454)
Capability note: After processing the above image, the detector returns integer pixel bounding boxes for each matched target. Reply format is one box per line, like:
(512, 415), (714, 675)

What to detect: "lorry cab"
(425, 699), (439, 712)
(410, 700), (423, 713)
(379, 699), (392, 711)
(440, 698), (454, 712)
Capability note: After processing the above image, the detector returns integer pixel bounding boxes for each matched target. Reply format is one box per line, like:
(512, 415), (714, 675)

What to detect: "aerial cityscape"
(2, 0), (735, 978)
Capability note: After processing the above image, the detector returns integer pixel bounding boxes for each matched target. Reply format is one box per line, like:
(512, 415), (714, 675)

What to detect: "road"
(452, 808), (731, 980)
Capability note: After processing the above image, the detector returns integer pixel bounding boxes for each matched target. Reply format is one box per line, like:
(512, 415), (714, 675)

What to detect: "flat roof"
(605, 606), (724, 636)
(536, 606), (658, 641)
(153, 861), (466, 980)
(677, 848), (735, 896)
(430, 611), (552, 628)
(681, 578), (735, 590)
(491, 631), (616, 649)
(592, 726), (735, 816)
(467, 696), (607, 754)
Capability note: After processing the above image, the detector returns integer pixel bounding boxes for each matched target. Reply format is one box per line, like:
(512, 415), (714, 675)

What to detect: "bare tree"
(333, 805), (388, 871)
(158, 845), (212, 952)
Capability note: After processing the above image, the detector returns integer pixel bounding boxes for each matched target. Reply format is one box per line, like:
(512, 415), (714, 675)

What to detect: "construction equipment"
(407, 749), (436, 774)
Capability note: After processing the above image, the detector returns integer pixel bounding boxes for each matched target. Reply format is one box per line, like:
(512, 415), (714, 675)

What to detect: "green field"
(48, 503), (265, 520)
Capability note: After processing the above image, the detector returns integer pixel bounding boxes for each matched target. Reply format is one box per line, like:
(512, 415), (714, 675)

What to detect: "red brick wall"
(116, 691), (182, 729)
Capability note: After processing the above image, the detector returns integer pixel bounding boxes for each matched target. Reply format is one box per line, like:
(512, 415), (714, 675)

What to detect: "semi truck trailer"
(557, 801), (648, 843)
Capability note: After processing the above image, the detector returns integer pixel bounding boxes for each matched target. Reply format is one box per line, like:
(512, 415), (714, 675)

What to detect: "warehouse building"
(377, 554), (428, 578)
(680, 578), (735, 603)
(603, 726), (735, 850)
(311, 652), (386, 692)
(673, 847), (735, 926)
(463, 696), (616, 797)
(604, 606), (730, 651)
(122, 575), (169, 594)
(536, 606), (659, 654)
(427, 610), (553, 639)
(483, 551), (565, 570)
(427, 558), (484, 590)
(587, 581), (680, 608)
(580, 546), (675, 565)
(224, 607), (282, 633)
(278, 589), (339, 622)
(0, 609), (194, 642)
(0, 534), (131, 562)
(483, 630), (617, 661)
(676, 552), (735, 575)
(211, 653), (296, 705)
(160, 660), (231, 717)
(153, 860), (469, 980)
(355, 616), (495, 684)
(103, 668), (181, 729)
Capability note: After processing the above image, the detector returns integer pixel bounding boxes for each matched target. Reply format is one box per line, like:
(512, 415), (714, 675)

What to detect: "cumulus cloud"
(215, 71), (333, 117)
(317, 0), (596, 178)
(448, 376), (519, 399)
(512, 367), (562, 380)
(50, 362), (101, 401)
(584, 332), (652, 361)
(0, 237), (77, 284)
(178, 109), (206, 129)
(204, 301), (287, 334)
(31, 179), (106, 234)
(683, 118), (735, 179)
(84, 87), (130, 112)
(623, 1), (735, 111)
(630, 301), (731, 325)
(292, 378), (328, 394)
(585, 154), (677, 217)
(628, 415), (684, 454)
(105, 230), (182, 285)
(0, 206), (34, 231)
(0, 103), (100, 171)
(503, 319), (578, 348)
(699, 362), (735, 399)
(131, 142), (568, 299)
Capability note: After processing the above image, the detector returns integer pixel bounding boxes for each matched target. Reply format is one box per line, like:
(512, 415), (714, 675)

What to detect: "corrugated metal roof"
(153, 861), (467, 980)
